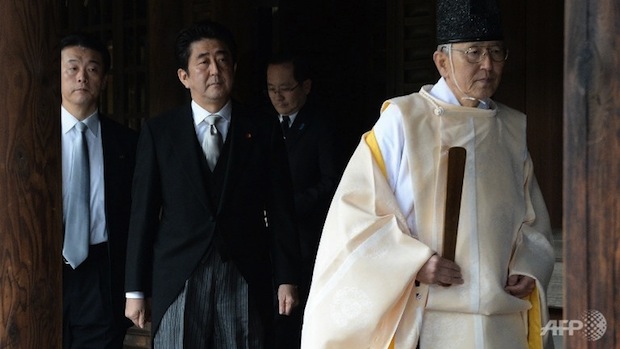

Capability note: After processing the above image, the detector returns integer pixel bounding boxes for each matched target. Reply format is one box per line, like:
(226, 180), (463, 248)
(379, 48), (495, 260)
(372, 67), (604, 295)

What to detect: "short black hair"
(175, 20), (237, 72)
(267, 53), (312, 83)
(60, 33), (111, 74)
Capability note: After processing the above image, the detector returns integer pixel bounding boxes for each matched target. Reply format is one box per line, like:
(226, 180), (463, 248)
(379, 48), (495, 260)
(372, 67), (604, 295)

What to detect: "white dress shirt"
(278, 111), (299, 127)
(61, 106), (108, 245)
(192, 100), (232, 144)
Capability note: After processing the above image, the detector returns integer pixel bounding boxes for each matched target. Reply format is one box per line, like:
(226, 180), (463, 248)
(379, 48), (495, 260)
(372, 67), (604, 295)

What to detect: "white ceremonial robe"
(301, 85), (555, 349)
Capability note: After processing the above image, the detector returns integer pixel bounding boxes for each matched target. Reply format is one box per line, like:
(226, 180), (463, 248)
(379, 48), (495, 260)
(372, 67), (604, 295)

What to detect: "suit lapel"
(169, 105), (213, 212)
(99, 116), (125, 190)
(216, 104), (255, 214)
(286, 107), (311, 147)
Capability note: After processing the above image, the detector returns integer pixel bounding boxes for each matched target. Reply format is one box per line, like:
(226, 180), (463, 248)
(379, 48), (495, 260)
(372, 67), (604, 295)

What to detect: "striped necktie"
(202, 114), (222, 171)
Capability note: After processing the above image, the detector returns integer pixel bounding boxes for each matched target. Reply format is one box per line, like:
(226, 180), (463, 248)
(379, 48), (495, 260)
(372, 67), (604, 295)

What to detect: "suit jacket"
(281, 103), (344, 274)
(99, 115), (138, 328)
(125, 101), (301, 335)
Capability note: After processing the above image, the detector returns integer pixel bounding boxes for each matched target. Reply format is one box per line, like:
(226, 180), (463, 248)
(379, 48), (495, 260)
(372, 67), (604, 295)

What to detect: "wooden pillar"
(0, 1), (62, 348)
(564, 0), (619, 347)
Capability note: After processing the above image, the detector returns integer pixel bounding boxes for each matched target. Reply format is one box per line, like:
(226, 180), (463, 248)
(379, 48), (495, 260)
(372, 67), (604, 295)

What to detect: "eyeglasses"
(449, 45), (509, 63)
(266, 83), (300, 95)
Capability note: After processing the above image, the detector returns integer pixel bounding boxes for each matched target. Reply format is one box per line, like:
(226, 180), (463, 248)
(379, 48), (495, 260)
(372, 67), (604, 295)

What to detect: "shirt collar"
(429, 77), (491, 110)
(279, 111), (299, 125)
(61, 105), (100, 136)
(192, 100), (232, 126)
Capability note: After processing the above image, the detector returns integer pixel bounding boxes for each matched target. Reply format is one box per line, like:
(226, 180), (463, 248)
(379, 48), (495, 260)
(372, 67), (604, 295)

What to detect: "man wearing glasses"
(301, 0), (555, 348)
(266, 54), (344, 349)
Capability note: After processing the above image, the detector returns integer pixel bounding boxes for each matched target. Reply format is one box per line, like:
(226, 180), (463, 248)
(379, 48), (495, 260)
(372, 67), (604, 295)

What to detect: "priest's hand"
(504, 274), (536, 298)
(416, 254), (463, 286)
(278, 284), (299, 316)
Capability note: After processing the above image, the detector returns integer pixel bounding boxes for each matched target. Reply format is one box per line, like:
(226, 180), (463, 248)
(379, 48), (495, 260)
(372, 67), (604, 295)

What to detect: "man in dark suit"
(60, 33), (137, 349)
(124, 21), (301, 348)
(266, 53), (345, 348)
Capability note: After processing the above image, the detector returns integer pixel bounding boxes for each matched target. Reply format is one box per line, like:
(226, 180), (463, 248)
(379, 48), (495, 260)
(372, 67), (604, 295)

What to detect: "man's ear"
(101, 74), (109, 90)
(302, 79), (312, 95)
(433, 50), (449, 78)
(177, 68), (190, 89)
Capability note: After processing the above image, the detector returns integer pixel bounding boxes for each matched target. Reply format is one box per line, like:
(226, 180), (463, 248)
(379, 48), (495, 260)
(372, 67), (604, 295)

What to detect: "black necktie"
(280, 115), (290, 139)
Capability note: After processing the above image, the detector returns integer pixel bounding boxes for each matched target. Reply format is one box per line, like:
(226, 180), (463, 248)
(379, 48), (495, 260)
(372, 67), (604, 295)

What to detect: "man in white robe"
(301, 0), (555, 348)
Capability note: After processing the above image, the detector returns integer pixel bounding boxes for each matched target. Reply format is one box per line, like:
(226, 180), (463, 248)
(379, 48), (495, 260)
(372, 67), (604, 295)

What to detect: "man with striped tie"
(125, 21), (301, 348)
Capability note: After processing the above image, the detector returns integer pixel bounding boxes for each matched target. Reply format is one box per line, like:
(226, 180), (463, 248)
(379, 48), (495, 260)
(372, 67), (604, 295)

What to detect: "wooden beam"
(564, 0), (619, 347)
(0, 0), (62, 348)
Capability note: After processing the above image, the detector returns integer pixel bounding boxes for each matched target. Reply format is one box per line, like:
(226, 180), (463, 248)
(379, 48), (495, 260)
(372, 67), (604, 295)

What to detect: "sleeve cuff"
(126, 291), (145, 299)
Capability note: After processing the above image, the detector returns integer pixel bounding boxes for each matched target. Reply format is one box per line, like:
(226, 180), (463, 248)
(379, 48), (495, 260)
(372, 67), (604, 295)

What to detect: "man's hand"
(277, 284), (299, 316)
(416, 254), (464, 286)
(125, 298), (150, 328)
(505, 274), (536, 298)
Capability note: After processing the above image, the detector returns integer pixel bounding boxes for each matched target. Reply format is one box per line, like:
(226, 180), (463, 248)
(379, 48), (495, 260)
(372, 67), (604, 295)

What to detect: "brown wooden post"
(564, 0), (619, 347)
(0, 0), (62, 348)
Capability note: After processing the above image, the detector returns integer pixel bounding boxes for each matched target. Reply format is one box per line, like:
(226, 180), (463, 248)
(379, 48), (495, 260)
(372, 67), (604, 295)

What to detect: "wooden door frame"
(563, 0), (619, 347)
(0, 0), (62, 347)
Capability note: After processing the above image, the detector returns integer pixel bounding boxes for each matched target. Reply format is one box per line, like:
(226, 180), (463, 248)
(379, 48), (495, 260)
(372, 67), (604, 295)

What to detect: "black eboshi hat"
(436, 0), (504, 44)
